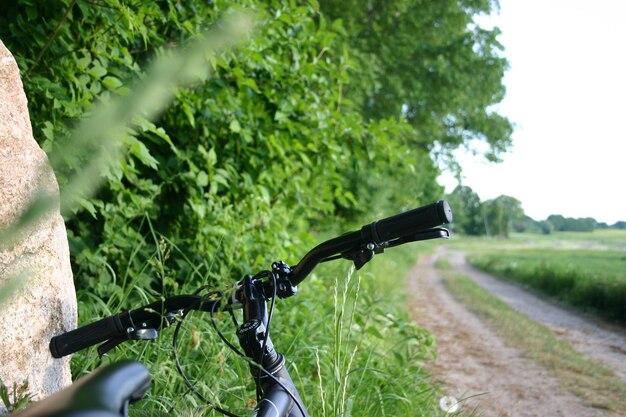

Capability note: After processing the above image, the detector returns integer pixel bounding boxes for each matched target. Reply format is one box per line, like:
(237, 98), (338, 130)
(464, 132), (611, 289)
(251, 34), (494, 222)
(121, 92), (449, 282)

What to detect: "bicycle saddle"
(13, 360), (150, 417)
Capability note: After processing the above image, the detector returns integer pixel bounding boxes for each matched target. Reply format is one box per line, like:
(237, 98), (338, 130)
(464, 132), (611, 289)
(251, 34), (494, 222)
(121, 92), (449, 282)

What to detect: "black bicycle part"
(50, 201), (452, 358)
(47, 200), (453, 416)
(12, 360), (150, 417)
(49, 295), (221, 358)
(288, 200), (452, 285)
(235, 275), (309, 417)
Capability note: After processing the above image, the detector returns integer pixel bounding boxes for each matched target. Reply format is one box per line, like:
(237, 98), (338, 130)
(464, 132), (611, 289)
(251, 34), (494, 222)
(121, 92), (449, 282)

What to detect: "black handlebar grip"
(368, 200), (453, 244)
(50, 314), (125, 358)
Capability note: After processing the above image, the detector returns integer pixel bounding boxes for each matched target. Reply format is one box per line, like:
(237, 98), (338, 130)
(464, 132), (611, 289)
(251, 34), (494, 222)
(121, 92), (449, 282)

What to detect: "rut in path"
(406, 247), (624, 417)
(446, 249), (626, 381)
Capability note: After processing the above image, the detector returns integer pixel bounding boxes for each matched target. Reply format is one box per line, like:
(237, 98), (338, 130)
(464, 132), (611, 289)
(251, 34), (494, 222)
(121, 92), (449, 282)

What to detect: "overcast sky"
(438, 0), (626, 224)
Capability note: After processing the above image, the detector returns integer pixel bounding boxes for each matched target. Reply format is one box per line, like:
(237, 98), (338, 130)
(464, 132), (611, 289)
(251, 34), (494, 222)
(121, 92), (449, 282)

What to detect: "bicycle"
(13, 200), (453, 417)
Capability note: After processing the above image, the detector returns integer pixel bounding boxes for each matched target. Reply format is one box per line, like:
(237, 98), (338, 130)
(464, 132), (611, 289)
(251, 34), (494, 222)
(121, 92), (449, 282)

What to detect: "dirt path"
(407, 247), (625, 417)
(447, 250), (626, 381)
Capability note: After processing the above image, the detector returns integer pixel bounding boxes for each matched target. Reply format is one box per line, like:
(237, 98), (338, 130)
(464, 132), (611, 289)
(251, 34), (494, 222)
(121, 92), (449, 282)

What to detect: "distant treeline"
(529, 214), (626, 234)
(446, 185), (626, 237)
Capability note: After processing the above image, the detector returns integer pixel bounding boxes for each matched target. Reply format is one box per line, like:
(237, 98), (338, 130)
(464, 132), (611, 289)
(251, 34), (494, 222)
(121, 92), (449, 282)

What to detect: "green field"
(459, 230), (626, 324)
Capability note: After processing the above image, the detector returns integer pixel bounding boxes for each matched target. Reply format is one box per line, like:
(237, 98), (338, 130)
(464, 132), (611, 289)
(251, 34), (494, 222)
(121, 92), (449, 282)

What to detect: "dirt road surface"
(407, 247), (626, 417)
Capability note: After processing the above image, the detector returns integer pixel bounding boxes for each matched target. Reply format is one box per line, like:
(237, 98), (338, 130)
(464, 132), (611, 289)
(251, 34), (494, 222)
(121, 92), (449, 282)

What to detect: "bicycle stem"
(236, 273), (309, 417)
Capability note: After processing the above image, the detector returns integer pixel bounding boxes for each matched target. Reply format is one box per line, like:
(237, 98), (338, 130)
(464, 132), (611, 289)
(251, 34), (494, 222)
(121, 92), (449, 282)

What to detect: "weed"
(0, 377), (34, 413)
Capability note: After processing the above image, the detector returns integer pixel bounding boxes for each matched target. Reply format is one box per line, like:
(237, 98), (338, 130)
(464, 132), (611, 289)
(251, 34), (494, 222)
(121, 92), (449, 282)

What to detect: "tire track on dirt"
(447, 250), (626, 381)
(407, 248), (614, 417)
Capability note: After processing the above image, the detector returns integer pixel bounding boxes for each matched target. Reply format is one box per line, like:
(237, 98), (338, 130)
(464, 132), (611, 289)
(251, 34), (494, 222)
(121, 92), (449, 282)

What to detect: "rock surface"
(0, 39), (77, 410)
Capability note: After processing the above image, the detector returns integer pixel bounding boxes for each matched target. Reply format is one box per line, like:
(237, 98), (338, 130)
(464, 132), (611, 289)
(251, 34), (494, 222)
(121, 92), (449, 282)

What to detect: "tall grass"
(468, 249), (626, 324)
(68, 233), (442, 416)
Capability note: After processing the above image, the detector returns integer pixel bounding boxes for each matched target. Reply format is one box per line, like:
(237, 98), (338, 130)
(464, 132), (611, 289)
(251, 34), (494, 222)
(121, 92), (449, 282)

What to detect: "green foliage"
(445, 185), (626, 237)
(71, 242), (441, 416)
(481, 195), (524, 238)
(547, 214), (598, 232)
(0, 0), (511, 414)
(541, 219), (555, 235)
(0, 1), (443, 309)
(0, 377), (33, 413)
(613, 221), (626, 230)
(319, 0), (513, 159)
(305, 245), (439, 417)
(469, 249), (626, 324)
(445, 185), (485, 235)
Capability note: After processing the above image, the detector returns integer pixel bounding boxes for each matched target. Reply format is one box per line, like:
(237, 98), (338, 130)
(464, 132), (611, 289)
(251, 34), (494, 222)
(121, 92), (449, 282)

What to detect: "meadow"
(459, 230), (626, 325)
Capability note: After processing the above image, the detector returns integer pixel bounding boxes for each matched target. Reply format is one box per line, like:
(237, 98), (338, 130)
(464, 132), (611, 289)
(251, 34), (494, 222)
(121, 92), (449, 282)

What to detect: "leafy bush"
(0, 0), (441, 307)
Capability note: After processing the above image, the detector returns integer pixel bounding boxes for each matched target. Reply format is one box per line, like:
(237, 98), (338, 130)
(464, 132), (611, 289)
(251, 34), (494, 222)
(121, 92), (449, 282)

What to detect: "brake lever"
(340, 243), (376, 270)
(339, 228), (450, 270)
(384, 227), (450, 248)
(97, 335), (128, 357)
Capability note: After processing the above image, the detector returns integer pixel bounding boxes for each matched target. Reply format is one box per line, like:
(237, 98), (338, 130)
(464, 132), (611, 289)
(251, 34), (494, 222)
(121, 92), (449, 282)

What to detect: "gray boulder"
(0, 39), (77, 411)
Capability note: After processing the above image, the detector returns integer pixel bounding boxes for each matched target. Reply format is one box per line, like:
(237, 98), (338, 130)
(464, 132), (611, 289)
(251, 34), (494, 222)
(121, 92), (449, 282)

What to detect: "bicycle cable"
(172, 287), (241, 417)
(172, 280), (306, 417)
(208, 275), (307, 417)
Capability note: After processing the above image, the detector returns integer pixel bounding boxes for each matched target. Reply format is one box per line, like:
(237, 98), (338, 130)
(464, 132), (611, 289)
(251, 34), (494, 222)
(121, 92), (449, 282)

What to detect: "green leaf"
(76, 55), (91, 71)
(129, 139), (159, 169)
(241, 78), (259, 92)
(307, 0), (320, 11)
(212, 173), (229, 187)
(229, 120), (242, 133)
(274, 111), (288, 123)
(207, 147), (217, 166)
(182, 101), (195, 128)
(0, 377), (9, 410)
(196, 171), (208, 187)
(42, 121), (54, 141)
(88, 61), (107, 79)
(75, 196), (98, 218)
(102, 76), (123, 89)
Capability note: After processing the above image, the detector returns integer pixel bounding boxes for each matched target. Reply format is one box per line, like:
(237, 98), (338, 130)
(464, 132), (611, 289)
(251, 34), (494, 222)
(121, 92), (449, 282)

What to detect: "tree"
(446, 185), (485, 235)
(319, 0), (513, 160)
(547, 215), (597, 232)
(612, 221), (626, 230)
(541, 220), (555, 235)
(482, 195), (524, 238)
(0, 1), (449, 301)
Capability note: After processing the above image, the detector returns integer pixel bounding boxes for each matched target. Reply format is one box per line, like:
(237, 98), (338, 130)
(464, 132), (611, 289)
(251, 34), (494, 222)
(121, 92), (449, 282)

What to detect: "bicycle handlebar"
(50, 314), (125, 359)
(47, 200), (452, 417)
(51, 200), (452, 358)
(51, 201), (452, 358)
(288, 200), (452, 285)
(50, 296), (218, 358)
(369, 200), (452, 243)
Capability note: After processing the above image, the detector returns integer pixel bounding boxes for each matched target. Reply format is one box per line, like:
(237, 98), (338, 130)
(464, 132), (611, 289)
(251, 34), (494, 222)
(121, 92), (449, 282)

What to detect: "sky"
(438, 0), (626, 225)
